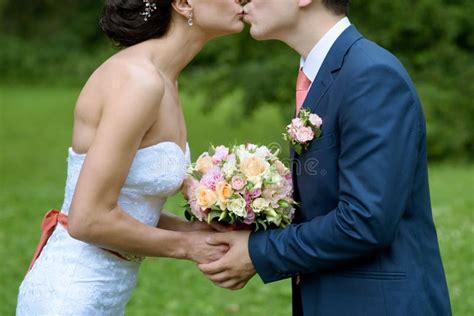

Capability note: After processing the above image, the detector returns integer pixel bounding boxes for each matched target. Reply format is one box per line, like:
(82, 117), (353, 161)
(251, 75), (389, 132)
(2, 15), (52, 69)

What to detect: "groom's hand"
(198, 231), (256, 290)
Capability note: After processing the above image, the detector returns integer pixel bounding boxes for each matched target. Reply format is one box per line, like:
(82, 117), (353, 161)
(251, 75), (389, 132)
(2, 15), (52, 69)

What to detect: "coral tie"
(296, 68), (311, 114)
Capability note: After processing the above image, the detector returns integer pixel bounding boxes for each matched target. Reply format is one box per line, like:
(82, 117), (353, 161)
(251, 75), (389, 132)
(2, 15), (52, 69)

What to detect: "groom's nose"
(239, 0), (251, 5)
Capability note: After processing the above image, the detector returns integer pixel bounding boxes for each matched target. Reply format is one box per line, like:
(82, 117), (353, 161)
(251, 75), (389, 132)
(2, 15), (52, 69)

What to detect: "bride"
(17, 0), (244, 314)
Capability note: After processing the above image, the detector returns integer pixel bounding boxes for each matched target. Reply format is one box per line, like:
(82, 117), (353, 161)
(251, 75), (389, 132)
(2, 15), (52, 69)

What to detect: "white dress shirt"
(300, 17), (351, 86)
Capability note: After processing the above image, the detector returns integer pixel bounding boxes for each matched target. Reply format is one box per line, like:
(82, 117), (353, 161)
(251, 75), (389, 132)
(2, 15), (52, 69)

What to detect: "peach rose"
(196, 154), (214, 174)
(216, 181), (233, 204)
(240, 156), (268, 178)
(274, 160), (290, 176)
(195, 187), (217, 210)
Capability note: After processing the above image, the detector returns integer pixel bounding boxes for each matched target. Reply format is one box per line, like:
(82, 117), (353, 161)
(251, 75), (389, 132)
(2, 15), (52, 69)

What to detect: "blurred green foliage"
(1, 86), (473, 315)
(1, 0), (473, 160)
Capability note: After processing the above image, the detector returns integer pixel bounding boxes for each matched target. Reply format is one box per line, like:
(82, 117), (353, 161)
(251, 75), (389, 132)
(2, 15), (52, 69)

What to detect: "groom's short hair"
(323, 0), (350, 16)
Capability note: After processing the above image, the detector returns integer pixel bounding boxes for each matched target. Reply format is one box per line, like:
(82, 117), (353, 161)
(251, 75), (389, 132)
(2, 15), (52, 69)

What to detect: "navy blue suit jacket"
(249, 26), (451, 316)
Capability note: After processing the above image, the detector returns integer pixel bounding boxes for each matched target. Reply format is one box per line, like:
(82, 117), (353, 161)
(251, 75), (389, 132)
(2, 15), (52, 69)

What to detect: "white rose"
(263, 168), (282, 184)
(255, 146), (271, 159)
(247, 176), (263, 189)
(252, 198), (270, 213)
(222, 160), (237, 177)
(227, 196), (247, 218)
(246, 144), (258, 151)
(235, 146), (251, 163)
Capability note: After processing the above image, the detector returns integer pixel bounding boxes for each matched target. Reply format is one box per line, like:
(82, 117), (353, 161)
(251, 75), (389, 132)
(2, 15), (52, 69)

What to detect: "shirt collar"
(300, 17), (351, 83)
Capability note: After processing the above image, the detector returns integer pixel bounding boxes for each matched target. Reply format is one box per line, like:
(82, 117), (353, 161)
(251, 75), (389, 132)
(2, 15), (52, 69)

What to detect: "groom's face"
(243, 0), (300, 40)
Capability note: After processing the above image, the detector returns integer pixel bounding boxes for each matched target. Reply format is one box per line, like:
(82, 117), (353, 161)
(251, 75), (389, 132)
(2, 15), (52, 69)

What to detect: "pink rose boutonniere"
(283, 108), (323, 155)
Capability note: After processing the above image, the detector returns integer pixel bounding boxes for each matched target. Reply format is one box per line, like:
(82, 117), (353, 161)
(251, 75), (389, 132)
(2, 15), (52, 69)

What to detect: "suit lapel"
(302, 25), (363, 113)
(291, 26), (363, 196)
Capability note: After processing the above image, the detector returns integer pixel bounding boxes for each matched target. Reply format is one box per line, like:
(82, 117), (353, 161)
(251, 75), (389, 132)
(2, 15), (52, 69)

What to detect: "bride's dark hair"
(100, 0), (173, 48)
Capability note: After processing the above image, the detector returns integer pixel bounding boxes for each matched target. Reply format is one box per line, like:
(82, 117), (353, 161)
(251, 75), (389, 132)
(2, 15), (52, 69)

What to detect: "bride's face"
(192, 0), (245, 37)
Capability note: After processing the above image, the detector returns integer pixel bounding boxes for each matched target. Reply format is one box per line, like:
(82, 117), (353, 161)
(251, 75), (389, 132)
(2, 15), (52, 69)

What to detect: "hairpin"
(140, 0), (157, 22)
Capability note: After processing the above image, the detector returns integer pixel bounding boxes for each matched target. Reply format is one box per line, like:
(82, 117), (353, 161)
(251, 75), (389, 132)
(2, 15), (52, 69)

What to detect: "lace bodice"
(17, 142), (190, 315)
(61, 141), (190, 225)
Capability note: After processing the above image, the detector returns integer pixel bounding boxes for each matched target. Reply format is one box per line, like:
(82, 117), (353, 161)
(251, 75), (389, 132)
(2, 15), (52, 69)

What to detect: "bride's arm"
(67, 67), (226, 263)
(158, 212), (195, 231)
(158, 211), (229, 232)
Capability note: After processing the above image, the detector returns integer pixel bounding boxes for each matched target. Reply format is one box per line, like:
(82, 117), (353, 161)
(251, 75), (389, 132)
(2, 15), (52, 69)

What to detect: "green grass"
(1, 85), (473, 315)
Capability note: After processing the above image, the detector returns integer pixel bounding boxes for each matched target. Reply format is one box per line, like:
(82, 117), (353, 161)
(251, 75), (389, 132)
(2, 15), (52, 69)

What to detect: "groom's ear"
(298, 0), (313, 8)
(171, 0), (193, 18)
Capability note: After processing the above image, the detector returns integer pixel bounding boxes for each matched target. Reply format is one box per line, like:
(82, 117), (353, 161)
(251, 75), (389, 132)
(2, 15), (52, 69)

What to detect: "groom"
(199, 0), (451, 315)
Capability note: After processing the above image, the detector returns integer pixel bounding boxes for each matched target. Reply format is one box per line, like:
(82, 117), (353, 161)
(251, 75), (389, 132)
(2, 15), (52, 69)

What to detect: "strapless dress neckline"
(69, 141), (189, 157)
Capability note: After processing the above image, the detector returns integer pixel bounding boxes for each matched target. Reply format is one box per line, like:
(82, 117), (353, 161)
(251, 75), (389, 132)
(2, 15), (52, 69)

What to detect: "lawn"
(1, 85), (472, 315)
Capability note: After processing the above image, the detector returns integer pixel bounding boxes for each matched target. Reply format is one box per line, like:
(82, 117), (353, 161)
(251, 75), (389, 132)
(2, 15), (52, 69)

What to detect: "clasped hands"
(194, 226), (256, 291)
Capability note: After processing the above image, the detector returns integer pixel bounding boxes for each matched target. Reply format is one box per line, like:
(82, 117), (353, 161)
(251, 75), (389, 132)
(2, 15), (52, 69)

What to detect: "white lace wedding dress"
(17, 142), (190, 315)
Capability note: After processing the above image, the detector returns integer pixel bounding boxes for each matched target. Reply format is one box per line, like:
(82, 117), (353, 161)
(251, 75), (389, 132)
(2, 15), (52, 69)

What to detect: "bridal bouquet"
(183, 144), (296, 231)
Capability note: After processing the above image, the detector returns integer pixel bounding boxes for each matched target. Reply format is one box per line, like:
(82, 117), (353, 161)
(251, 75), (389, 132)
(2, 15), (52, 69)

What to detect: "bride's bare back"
(71, 48), (187, 155)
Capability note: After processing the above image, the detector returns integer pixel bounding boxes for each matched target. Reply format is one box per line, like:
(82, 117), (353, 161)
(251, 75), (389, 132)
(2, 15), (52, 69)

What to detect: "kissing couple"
(17, 0), (451, 315)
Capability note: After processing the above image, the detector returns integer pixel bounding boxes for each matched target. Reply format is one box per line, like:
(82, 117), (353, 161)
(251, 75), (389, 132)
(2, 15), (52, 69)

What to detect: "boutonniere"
(283, 108), (323, 155)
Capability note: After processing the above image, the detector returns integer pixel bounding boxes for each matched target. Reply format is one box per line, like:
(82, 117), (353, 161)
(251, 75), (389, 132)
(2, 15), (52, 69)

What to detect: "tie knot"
(296, 68), (311, 91)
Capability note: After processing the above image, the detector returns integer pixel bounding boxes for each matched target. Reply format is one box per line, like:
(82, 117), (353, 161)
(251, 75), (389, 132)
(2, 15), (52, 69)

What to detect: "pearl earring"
(187, 12), (193, 27)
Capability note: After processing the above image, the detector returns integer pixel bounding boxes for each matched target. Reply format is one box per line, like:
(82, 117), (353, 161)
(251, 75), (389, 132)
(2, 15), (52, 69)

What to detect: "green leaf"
(258, 220), (268, 231)
(190, 170), (203, 181)
(218, 210), (228, 222)
(207, 210), (222, 223)
(184, 206), (196, 222)
(228, 212), (236, 224)
(314, 129), (322, 138)
(294, 143), (302, 155)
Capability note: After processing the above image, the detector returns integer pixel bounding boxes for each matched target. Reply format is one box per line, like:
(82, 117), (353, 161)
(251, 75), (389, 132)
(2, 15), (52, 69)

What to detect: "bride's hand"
(185, 232), (229, 264)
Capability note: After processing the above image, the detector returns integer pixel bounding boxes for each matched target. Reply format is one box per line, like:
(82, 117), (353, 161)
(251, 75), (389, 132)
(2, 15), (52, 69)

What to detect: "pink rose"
(287, 124), (297, 139)
(212, 145), (229, 163)
(291, 118), (304, 128)
(200, 167), (224, 190)
(231, 175), (246, 191)
(281, 177), (293, 196)
(244, 208), (256, 225)
(182, 175), (199, 200)
(250, 188), (262, 198)
(295, 126), (314, 143)
(309, 114), (323, 128)
(244, 191), (252, 205)
(189, 198), (207, 221)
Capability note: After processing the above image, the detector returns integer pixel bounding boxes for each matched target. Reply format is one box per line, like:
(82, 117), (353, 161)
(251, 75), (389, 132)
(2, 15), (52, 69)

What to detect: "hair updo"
(100, 0), (173, 48)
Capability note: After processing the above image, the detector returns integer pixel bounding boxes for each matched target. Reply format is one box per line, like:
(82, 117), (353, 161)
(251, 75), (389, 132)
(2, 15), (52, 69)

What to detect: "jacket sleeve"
(249, 63), (422, 283)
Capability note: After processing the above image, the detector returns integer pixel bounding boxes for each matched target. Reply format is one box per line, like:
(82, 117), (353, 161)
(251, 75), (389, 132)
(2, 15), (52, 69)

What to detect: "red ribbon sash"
(27, 209), (127, 272)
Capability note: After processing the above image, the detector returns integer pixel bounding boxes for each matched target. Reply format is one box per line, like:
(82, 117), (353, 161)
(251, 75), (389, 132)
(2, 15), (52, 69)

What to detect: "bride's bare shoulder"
(84, 53), (165, 104)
